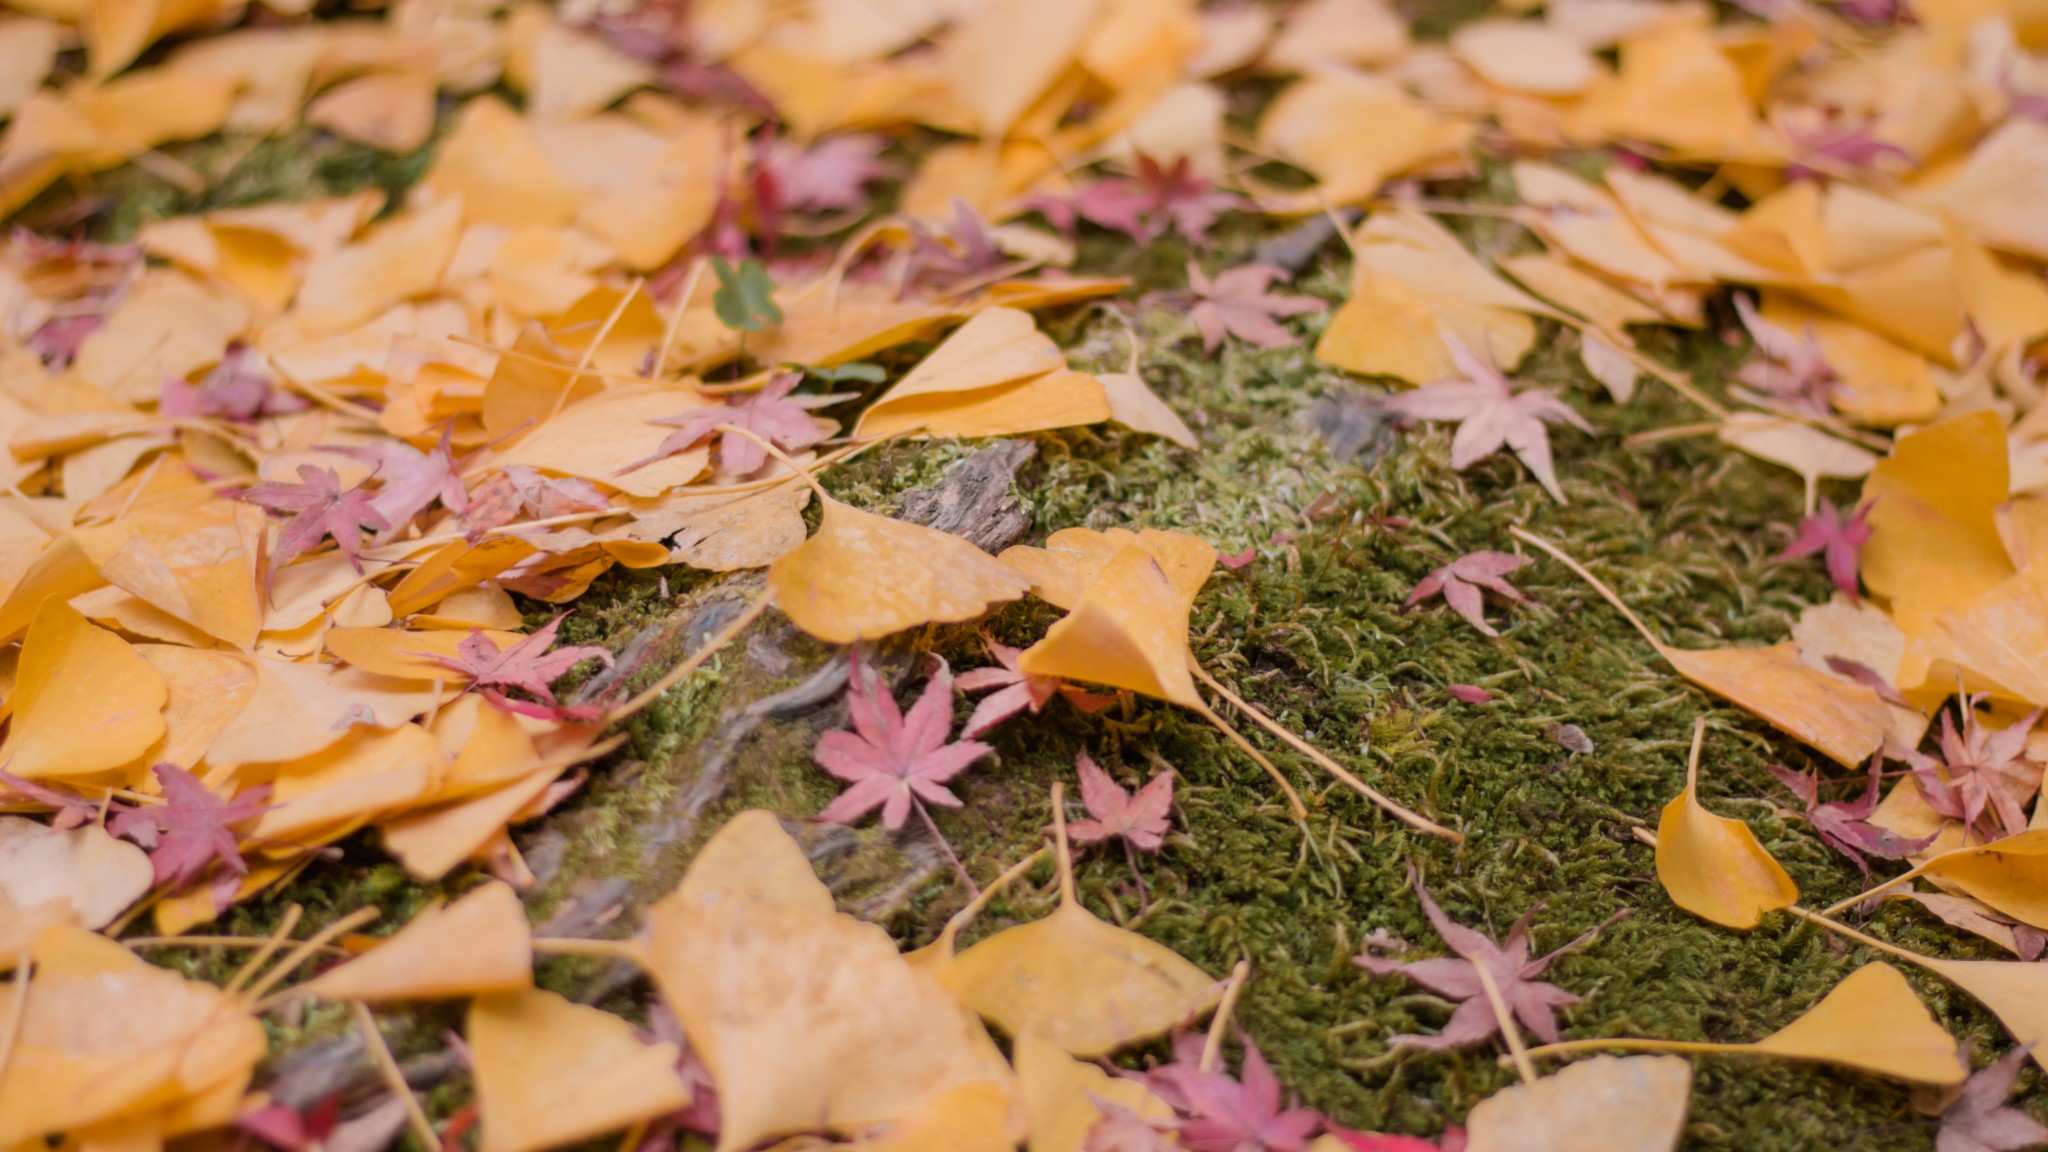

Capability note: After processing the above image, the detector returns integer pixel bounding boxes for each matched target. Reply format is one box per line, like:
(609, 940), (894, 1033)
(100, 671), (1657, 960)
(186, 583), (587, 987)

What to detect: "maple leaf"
(1908, 696), (2044, 843)
(1405, 550), (1529, 638)
(812, 653), (992, 832)
(328, 426), (468, 535)
(459, 465), (610, 539)
(1084, 1097), (1180, 1152)
(1066, 749), (1174, 853)
(1382, 337), (1590, 503)
(620, 372), (830, 477)
(1733, 294), (1837, 417)
(422, 615), (614, 718)
(907, 199), (1011, 291)
(1826, 656), (1910, 707)
(1922, 1045), (2048, 1152)
(1146, 1038), (1323, 1152)
(1767, 757), (1936, 878)
(1353, 880), (1584, 1051)
(235, 1094), (342, 1152)
(1324, 1128), (1465, 1152)
(642, 1002), (723, 1141)
(240, 464), (392, 574)
(0, 771), (102, 831)
(1188, 262), (1326, 354)
(759, 133), (892, 213)
(956, 633), (1112, 738)
(160, 344), (307, 423)
(107, 763), (272, 902)
(1060, 156), (1245, 244)
(1782, 113), (1913, 182)
(1779, 499), (1871, 603)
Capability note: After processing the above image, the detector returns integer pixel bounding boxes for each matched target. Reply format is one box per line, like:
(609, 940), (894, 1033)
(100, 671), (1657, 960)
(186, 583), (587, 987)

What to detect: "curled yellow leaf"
(1654, 720), (1797, 930)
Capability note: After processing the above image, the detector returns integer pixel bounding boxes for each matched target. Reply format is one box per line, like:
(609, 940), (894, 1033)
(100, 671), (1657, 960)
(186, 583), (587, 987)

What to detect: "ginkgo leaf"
(0, 815), (152, 930)
(1013, 544), (1205, 708)
(855, 308), (1111, 440)
(1851, 830), (2048, 931)
(1526, 963), (1963, 1085)
(1716, 413), (1878, 498)
(950, 783), (1220, 1057)
(1461, 1055), (1689, 1152)
(0, 598), (167, 781)
(673, 808), (834, 915)
(646, 860), (1017, 1152)
(1655, 720), (1797, 930)
(767, 491), (1032, 644)
(843, 1083), (1017, 1152)
(1862, 410), (2015, 647)
(1000, 527), (1218, 620)
(302, 882), (533, 1002)
(470, 987), (691, 1152)
(323, 626), (528, 683)
(1015, 1033), (1176, 1152)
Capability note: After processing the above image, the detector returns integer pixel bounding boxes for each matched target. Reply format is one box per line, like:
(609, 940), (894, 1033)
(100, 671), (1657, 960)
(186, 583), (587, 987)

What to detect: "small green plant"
(711, 256), (782, 332)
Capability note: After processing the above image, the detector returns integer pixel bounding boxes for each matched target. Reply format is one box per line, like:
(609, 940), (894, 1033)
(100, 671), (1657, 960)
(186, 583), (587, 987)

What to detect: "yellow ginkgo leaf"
(304, 71), (441, 154)
(767, 488), (1032, 645)
(470, 987), (691, 1152)
(302, 882), (533, 1002)
(854, 307), (1108, 440)
(1013, 543), (1204, 708)
(423, 97), (583, 230)
(322, 625), (525, 682)
(1525, 963), (1963, 1085)
(1657, 643), (1890, 768)
(130, 644), (258, 782)
(1462, 1055), (1691, 1152)
(0, 598), (167, 782)
(70, 495), (265, 650)
(0, 815), (152, 930)
(385, 537), (540, 619)
(646, 861), (1016, 1152)
(674, 808), (834, 915)
(841, 1082), (1017, 1152)
(242, 724), (443, 848)
(1840, 830), (2048, 931)
(1000, 526), (1218, 616)
(1015, 1033), (1175, 1152)
(380, 764), (571, 883)
(950, 782), (1220, 1057)
(1654, 720), (1798, 930)
(1253, 69), (1474, 211)
(292, 196), (464, 339)
(936, 0), (1098, 137)
(204, 657), (442, 770)
(1567, 19), (1761, 158)
(1862, 410), (2016, 646)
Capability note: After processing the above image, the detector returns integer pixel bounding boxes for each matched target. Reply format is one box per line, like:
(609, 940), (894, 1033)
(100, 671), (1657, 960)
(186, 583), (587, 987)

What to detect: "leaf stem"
(1472, 957), (1538, 1085)
(1193, 662), (1458, 840)
(243, 905), (381, 1007)
(914, 797), (981, 898)
(931, 846), (1050, 953)
(1190, 698), (1308, 819)
(530, 938), (648, 962)
(224, 903), (302, 996)
(608, 589), (771, 721)
(352, 1002), (439, 1151)
(1519, 1036), (1747, 1061)
(1508, 526), (1666, 652)
(0, 958), (31, 1094)
(1050, 782), (1078, 906)
(1200, 960), (1252, 1072)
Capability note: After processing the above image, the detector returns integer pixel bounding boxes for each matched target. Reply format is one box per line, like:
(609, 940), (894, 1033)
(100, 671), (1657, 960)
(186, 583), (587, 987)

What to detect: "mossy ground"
(34, 14), (2044, 1152)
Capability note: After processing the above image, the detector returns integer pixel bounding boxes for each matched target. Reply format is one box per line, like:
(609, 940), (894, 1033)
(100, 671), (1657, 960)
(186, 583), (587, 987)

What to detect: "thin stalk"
(1122, 838), (1150, 909)
(1190, 698), (1309, 819)
(1472, 958), (1537, 1086)
(1508, 526), (1666, 651)
(914, 797), (980, 897)
(352, 1002), (439, 1151)
(931, 847), (1050, 954)
(1818, 852), (1955, 919)
(607, 590), (771, 721)
(224, 904), (303, 996)
(531, 938), (647, 962)
(652, 260), (708, 379)
(1193, 662), (1457, 840)
(1050, 782), (1079, 906)
(1784, 905), (1927, 966)
(123, 934), (346, 955)
(243, 905), (381, 1006)
(547, 277), (644, 424)
(1200, 960), (1252, 1072)
(1521, 1036), (1753, 1061)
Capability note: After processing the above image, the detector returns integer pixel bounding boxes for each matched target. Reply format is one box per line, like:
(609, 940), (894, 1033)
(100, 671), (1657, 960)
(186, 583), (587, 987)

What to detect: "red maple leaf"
(421, 615), (614, 718)
(1405, 550), (1530, 638)
(328, 425), (469, 536)
(956, 633), (1113, 739)
(1779, 499), (1871, 604)
(108, 764), (271, 902)
(1067, 750), (1173, 853)
(1353, 879), (1594, 1052)
(619, 373), (830, 477)
(160, 344), (307, 423)
(240, 464), (392, 574)
(1767, 756), (1936, 878)
(1145, 1036), (1323, 1152)
(813, 653), (991, 831)
(907, 200), (1011, 291)
(1906, 695), (2043, 842)
(1084, 1098), (1180, 1152)
(1382, 337), (1589, 503)
(1188, 262), (1325, 353)
(1324, 1129), (1465, 1152)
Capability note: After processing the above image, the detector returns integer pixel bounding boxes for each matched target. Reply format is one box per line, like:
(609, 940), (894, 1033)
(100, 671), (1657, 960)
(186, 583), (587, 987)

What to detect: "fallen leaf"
(1187, 261), (1325, 353)
(619, 372), (832, 477)
(950, 783), (1219, 1056)
(1066, 750), (1173, 853)
(241, 465), (391, 576)
(1406, 550), (1529, 637)
(1384, 336), (1589, 503)
(0, 815), (152, 929)
(855, 307), (1110, 440)
(108, 763), (270, 899)
(1925, 1045), (2048, 1152)
(1780, 500), (1871, 604)
(1862, 411), (2016, 646)
(1767, 757), (1935, 877)
(814, 653), (991, 831)
(1460, 1055), (1689, 1152)
(1655, 722), (1798, 930)
(0, 597), (167, 782)
(1016, 1033), (1175, 1152)
(302, 882), (533, 1001)
(470, 987), (691, 1152)
(1147, 1038), (1323, 1152)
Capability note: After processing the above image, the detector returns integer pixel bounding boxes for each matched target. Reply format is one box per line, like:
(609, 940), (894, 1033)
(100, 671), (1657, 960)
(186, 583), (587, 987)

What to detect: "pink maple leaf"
(107, 764), (272, 903)
(1084, 1098), (1181, 1152)
(1325, 1128), (1466, 1152)
(759, 132), (892, 213)
(619, 373), (830, 477)
(1145, 1038), (1323, 1152)
(422, 615), (614, 717)
(1067, 750), (1173, 853)
(1353, 879), (1588, 1052)
(1733, 294), (1838, 417)
(813, 653), (992, 832)
(1405, 550), (1530, 638)
(1783, 113), (1913, 182)
(0, 771), (101, 831)
(1059, 156), (1244, 244)
(1767, 757), (1936, 878)
(1188, 262), (1325, 353)
(240, 464), (392, 574)
(327, 426), (468, 537)
(235, 1095), (342, 1152)
(1779, 499), (1871, 604)
(1926, 1045), (2048, 1152)
(1382, 336), (1590, 503)
(459, 465), (610, 539)
(1906, 696), (2043, 843)
(956, 633), (1114, 739)
(907, 199), (1011, 291)
(160, 344), (307, 423)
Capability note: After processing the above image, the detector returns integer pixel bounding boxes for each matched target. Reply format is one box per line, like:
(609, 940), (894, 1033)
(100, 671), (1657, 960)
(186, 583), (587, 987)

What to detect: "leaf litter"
(16, 0), (2048, 1144)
